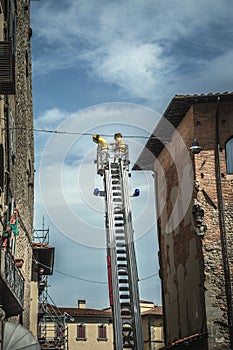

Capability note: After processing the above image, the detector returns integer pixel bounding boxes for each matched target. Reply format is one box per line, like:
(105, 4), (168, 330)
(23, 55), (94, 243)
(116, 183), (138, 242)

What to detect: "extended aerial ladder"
(94, 138), (144, 350)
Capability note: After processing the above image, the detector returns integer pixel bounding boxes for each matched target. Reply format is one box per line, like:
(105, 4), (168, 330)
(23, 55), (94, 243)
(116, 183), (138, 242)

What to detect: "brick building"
(133, 92), (233, 349)
(0, 0), (38, 347)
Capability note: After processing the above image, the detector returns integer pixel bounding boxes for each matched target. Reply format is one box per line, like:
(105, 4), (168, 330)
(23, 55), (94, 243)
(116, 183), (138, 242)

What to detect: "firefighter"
(92, 134), (109, 149)
(92, 134), (109, 172)
(114, 133), (125, 152)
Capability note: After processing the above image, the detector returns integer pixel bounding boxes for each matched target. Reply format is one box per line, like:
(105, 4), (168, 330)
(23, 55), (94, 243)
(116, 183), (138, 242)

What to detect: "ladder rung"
(115, 229), (124, 233)
(117, 264), (127, 269)
(113, 198), (122, 202)
(112, 186), (121, 190)
(121, 311), (132, 317)
(121, 302), (131, 307)
(119, 286), (129, 291)
(117, 256), (127, 261)
(117, 249), (126, 254)
(120, 294), (130, 299)
(122, 325), (133, 331)
(118, 271), (128, 276)
(115, 235), (125, 240)
(123, 345), (134, 349)
(114, 216), (123, 220)
(119, 279), (129, 283)
(113, 209), (123, 215)
(116, 242), (125, 247)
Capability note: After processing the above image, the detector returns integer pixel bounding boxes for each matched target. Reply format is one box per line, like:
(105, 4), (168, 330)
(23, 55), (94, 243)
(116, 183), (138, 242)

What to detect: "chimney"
(78, 299), (86, 309)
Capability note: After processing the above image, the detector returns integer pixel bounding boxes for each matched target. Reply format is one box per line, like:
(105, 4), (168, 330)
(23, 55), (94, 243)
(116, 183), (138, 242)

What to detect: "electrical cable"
(33, 257), (158, 285)
(10, 127), (154, 139)
(10, 127), (217, 143)
(8, 189), (159, 287)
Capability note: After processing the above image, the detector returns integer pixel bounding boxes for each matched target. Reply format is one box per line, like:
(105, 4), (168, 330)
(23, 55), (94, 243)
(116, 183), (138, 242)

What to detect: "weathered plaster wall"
(156, 100), (233, 349)
(155, 106), (206, 345)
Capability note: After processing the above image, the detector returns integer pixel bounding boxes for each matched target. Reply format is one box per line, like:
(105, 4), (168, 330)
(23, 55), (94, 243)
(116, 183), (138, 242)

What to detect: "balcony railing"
(0, 250), (24, 317)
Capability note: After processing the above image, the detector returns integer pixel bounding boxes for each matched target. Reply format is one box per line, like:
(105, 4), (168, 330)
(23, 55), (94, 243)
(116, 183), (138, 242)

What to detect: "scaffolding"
(33, 219), (68, 350)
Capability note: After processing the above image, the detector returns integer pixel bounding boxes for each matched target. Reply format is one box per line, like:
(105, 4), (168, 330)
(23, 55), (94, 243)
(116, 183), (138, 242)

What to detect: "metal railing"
(4, 250), (24, 306)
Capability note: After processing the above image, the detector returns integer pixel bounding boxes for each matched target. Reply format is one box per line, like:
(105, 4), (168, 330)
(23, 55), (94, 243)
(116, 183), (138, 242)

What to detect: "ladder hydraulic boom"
(94, 135), (144, 350)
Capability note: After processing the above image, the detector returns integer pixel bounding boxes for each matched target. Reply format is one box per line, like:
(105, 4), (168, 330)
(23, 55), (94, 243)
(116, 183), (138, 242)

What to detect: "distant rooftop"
(47, 301), (162, 318)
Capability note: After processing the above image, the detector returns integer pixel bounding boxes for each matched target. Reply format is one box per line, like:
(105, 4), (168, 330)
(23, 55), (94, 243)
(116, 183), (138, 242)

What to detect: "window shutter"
(77, 324), (86, 339)
(0, 41), (15, 94)
(98, 324), (107, 339)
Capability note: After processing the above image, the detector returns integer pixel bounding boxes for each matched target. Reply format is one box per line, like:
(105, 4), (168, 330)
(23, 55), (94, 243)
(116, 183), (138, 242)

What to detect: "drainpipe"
(215, 96), (233, 347)
(153, 171), (167, 345)
(4, 96), (11, 219)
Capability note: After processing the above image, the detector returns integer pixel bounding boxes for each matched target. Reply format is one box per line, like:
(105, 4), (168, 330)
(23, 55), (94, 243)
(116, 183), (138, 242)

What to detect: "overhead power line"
(10, 127), (217, 143)
(10, 127), (152, 139)
(34, 258), (158, 285)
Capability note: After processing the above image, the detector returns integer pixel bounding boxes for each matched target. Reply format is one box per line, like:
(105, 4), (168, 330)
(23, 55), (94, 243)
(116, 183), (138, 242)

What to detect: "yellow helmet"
(92, 134), (99, 143)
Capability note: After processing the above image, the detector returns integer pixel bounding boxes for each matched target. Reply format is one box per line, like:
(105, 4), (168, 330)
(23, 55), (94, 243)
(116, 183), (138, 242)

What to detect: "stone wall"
(4, 0), (34, 328)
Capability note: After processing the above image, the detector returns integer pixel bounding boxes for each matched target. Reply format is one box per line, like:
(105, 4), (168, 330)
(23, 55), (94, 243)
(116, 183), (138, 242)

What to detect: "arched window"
(226, 137), (233, 174)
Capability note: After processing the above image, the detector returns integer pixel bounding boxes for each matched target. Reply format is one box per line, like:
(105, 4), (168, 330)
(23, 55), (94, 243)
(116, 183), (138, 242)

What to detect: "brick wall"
(193, 102), (233, 348)
(156, 99), (233, 349)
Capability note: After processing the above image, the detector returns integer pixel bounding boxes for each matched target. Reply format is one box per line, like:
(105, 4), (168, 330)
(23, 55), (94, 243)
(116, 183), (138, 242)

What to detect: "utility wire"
(10, 127), (153, 139)
(34, 258), (158, 285)
(10, 127), (217, 142)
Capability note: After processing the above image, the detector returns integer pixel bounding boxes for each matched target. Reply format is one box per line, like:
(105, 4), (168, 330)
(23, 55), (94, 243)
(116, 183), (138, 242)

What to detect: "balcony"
(0, 249), (24, 317)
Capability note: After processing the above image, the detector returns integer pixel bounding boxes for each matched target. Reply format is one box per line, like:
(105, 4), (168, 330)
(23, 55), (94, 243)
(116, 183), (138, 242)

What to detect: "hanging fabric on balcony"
(1, 207), (19, 255)
(3, 322), (40, 349)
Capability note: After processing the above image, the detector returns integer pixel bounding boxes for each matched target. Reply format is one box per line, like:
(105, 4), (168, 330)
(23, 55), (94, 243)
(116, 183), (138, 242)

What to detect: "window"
(226, 137), (233, 174)
(98, 324), (107, 341)
(76, 324), (86, 341)
(0, 41), (15, 94)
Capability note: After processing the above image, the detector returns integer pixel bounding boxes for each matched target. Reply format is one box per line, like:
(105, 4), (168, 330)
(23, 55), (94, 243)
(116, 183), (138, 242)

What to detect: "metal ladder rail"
(107, 161), (143, 349)
(110, 162), (135, 349)
(105, 164), (123, 350)
(121, 162), (144, 350)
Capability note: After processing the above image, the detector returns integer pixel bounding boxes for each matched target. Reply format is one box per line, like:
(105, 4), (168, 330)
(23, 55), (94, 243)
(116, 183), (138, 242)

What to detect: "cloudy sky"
(30, 0), (233, 309)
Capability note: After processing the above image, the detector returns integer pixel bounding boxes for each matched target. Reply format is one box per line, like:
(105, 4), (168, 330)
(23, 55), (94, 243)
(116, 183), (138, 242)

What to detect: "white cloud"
(36, 107), (69, 128)
(31, 0), (233, 101)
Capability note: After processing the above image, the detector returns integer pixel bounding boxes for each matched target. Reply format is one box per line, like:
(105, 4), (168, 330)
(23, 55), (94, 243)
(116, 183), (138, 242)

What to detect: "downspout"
(153, 171), (167, 345)
(4, 96), (11, 220)
(215, 96), (233, 347)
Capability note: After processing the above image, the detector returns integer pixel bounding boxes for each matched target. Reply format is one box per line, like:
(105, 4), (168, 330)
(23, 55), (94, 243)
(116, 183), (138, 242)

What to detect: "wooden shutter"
(98, 324), (107, 339)
(0, 41), (15, 94)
